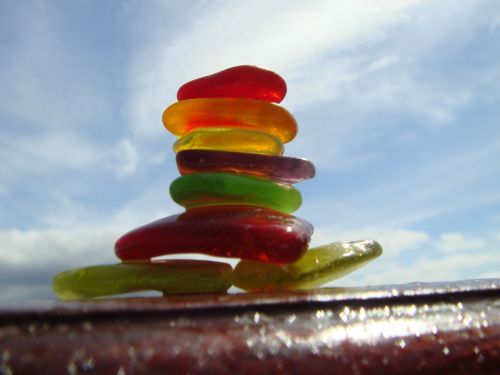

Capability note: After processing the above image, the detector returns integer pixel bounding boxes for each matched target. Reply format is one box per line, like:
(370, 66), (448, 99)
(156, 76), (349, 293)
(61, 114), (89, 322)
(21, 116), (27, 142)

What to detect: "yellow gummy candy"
(232, 240), (383, 291)
(163, 98), (297, 143)
(173, 127), (284, 155)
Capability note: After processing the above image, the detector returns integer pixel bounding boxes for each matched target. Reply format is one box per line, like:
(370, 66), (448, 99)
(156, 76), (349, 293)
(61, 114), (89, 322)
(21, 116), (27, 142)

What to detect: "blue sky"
(1, 0), (499, 300)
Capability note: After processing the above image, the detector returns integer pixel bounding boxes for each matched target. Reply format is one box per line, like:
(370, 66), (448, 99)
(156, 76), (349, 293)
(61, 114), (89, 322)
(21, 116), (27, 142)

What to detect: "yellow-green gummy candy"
(232, 239), (382, 291)
(52, 260), (233, 300)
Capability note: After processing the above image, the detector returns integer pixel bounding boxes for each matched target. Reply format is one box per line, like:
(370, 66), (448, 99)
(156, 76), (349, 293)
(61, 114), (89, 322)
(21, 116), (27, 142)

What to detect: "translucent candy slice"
(163, 98), (297, 143)
(170, 172), (302, 214)
(52, 260), (233, 301)
(177, 65), (287, 103)
(115, 206), (313, 264)
(176, 150), (315, 184)
(232, 240), (383, 291)
(173, 127), (284, 155)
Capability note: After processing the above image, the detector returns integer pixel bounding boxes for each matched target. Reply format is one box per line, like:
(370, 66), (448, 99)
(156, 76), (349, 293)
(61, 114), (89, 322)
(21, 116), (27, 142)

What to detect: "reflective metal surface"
(1, 279), (499, 374)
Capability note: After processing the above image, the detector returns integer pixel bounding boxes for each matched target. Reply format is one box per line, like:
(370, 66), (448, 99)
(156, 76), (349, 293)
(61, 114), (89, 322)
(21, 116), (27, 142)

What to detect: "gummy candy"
(177, 65), (287, 103)
(176, 150), (315, 184)
(52, 260), (232, 300)
(173, 127), (283, 155)
(162, 98), (297, 143)
(232, 240), (382, 291)
(115, 206), (313, 264)
(170, 172), (302, 213)
(52, 64), (382, 301)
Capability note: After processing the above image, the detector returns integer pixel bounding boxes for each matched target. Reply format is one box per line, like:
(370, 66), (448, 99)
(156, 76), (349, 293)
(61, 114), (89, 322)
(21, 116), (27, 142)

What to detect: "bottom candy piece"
(232, 240), (382, 291)
(52, 260), (233, 301)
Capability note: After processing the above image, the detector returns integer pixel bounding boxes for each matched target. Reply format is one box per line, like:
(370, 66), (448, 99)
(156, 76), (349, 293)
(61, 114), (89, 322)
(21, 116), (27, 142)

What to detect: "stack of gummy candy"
(53, 66), (382, 300)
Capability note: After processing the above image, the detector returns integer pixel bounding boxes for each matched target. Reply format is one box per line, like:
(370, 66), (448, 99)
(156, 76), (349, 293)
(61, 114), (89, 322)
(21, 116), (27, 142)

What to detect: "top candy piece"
(177, 65), (287, 103)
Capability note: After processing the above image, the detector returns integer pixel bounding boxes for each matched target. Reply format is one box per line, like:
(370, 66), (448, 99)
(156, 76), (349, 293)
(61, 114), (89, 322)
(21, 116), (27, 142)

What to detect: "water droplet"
(66, 361), (77, 375)
(316, 310), (325, 318)
(81, 321), (93, 332)
(82, 358), (95, 371)
(358, 307), (366, 321)
(253, 312), (260, 323)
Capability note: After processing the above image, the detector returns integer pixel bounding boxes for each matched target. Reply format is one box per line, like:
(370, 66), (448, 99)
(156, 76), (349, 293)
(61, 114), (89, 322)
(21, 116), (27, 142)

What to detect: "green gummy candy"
(232, 239), (383, 291)
(170, 172), (302, 214)
(52, 260), (233, 301)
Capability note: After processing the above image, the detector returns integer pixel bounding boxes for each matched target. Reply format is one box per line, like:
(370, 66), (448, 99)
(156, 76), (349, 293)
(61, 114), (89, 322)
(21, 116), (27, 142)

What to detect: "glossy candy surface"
(163, 98), (297, 143)
(233, 240), (382, 291)
(177, 65), (287, 103)
(115, 206), (313, 264)
(170, 172), (302, 213)
(52, 260), (232, 300)
(173, 128), (283, 155)
(177, 150), (315, 184)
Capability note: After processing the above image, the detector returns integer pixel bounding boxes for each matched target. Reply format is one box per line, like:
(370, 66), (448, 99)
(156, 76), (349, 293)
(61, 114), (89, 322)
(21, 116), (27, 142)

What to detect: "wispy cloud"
(111, 139), (140, 177)
(334, 229), (500, 286)
(0, 227), (122, 300)
(0, 132), (148, 194)
(124, 0), (422, 137)
(437, 233), (486, 253)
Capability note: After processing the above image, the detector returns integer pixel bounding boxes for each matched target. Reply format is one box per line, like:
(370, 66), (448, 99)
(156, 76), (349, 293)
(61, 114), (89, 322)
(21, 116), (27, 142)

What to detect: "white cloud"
(0, 132), (100, 172)
(348, 251), (500, 286)
(480, 271), (500, 279)
(125, 0), (500, 140)
(109, 179), (180, 228)
(0, 132), (148, 191)
(311, 226), (429, 258)
(0, 228), (121, 268)
(125, 0), (423, 138)
(437, 232), (486, 253)
(112, 138), (140, 177)
(334, 229), (500, 286)
(300, 134), (500, 232)
(0, 227), (123, 300)
(366, 55), (400, 72)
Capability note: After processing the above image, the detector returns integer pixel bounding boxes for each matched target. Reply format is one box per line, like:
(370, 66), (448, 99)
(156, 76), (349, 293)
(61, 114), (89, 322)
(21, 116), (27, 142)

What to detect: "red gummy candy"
(115, 206), (313, 264)
(177, 65), (287, 103)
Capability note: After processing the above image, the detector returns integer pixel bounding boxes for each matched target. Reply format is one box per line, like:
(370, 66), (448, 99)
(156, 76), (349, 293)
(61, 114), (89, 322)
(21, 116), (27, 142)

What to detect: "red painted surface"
(1, 280), (499, 374)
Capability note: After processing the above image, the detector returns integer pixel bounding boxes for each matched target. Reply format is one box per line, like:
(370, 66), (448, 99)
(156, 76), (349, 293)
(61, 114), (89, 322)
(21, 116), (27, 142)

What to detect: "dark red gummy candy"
(115, 206), (313, 264)
(176, 150), (315, 184)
